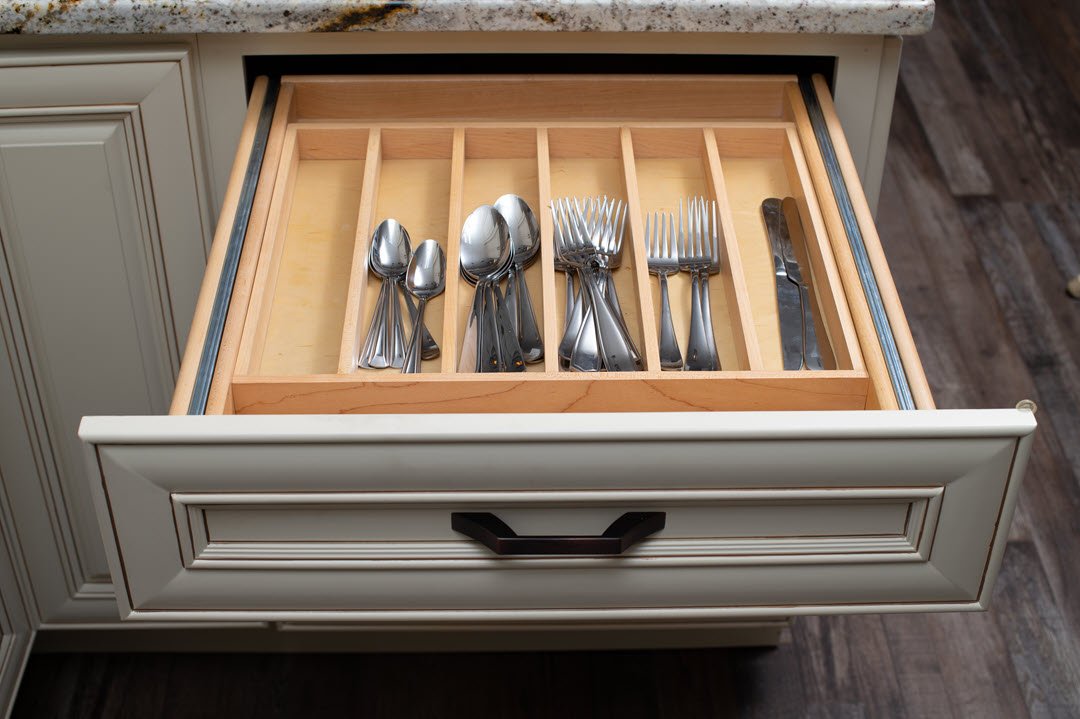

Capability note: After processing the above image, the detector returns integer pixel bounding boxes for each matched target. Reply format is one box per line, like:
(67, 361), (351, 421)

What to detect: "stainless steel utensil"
(401, 239), (446, 374)
(646, 211), (682, 370)
(781, 197), (824, 371)
(459, 205), (524, 373)
(551, 197), (642, 372)
(494, 194), (544, 364)
(680, 197), (721, 371)
(359, 219), (410, 369)
(762, 198), (805, 370)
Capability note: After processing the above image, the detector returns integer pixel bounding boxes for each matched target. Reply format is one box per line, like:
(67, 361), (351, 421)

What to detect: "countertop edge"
(0, 1), (936, 37)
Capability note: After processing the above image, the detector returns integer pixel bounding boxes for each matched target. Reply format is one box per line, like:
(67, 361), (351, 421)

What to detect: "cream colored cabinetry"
(0, 47), (212, 625)
(81, 73), (1035, 625)
(0, 482), (32, 719)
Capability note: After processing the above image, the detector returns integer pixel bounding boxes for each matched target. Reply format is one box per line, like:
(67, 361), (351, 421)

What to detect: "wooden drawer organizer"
(203, 75), (888, 415)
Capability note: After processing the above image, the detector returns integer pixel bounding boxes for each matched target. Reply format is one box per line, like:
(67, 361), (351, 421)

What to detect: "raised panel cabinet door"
(0, 47), (212, 624)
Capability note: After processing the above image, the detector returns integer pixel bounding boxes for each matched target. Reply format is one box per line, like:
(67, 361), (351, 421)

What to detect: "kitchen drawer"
(80, 74), (1035, 623)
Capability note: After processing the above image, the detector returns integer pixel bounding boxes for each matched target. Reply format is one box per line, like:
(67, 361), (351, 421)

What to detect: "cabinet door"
(0, 47), (212, 623)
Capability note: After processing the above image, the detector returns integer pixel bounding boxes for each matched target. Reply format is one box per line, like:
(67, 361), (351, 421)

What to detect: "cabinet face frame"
(0, 45), (213, 624)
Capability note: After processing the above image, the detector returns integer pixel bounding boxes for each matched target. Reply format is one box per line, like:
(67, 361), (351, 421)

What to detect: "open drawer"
(80, 74), (1035, 623)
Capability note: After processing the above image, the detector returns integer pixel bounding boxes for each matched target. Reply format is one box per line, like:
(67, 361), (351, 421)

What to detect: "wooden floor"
(13, 1), (1080, 716)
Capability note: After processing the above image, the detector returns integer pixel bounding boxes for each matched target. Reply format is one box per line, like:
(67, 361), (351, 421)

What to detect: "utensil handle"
(657, 273), (683, 370)
(684, 270), (719, 371)
(387, 279), (407, 369)
(799, 284), (824, 370)
(458, 283), (484, 372)
(404, 290), (439, 360)
(581, 266), (641, 372)
(451, 511), (665, 556)
(478, 282), (502, 372)
(699, 274), (721, 370)
(514, 267), (545, 364)
(401, 298), (428, 374)
(358, 280), (391, 369)
(490, 281), (526, 372)
(559, 276), (586, 364)
(563, 272), (575, 331)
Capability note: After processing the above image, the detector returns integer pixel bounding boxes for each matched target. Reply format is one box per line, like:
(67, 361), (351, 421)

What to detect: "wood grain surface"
(13, 0), (1080, 715)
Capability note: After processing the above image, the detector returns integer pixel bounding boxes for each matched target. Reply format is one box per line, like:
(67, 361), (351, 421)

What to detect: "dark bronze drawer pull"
(450, 511), (665, 556)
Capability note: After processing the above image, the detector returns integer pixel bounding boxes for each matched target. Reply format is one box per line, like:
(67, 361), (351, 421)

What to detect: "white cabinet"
(0, 484), (32, 719)
(81, 74), (1035, 625)
(0, 47), (212, 624)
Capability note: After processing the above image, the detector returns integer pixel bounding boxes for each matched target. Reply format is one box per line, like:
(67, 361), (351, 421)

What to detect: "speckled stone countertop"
(1, 1), (934, 35)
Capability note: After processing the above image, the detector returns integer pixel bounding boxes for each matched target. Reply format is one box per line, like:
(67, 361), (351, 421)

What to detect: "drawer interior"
(185, 75), (928, 415)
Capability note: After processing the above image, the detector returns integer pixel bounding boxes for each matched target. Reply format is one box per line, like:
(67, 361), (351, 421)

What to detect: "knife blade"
(780, 198), (824, 371)
(761, 198), (804, 371)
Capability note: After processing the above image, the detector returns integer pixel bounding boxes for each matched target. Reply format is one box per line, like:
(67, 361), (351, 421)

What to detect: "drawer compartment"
(182, 75), (878, 416)
(80, 73), (1036, 623)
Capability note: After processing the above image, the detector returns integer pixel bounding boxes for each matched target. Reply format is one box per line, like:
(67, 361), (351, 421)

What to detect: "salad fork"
(646, 211), (682, 370)
(680, 197), (721, 371)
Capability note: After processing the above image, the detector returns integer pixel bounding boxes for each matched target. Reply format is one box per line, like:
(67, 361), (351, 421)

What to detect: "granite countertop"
(1, 1), (934, 35)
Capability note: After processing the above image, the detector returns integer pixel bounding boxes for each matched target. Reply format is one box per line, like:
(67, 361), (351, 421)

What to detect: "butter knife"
(781, 198), (824, 371)
(761, 198), (803, 370)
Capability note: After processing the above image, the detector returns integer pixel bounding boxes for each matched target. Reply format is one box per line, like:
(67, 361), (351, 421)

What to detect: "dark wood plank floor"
(12, 1), (1080, 716)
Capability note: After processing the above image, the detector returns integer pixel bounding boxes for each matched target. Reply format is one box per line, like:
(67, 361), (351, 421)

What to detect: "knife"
(780, 198), (824, 371)
(761, 198), (804, 370)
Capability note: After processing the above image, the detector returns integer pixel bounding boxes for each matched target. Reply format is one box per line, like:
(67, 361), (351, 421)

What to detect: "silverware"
(459, 205), (524, 373)
(764, 197), (824, 371)
(494, 194), (544, 364)
(401, 240), (446, 374)
(762, 198), (807, 370)
(646, 211), (682, 370)
(680, 197), (721, 371)
(359, 219), (410, 369)
(551, 197), (642, 372)
(358, 220), (439, 369)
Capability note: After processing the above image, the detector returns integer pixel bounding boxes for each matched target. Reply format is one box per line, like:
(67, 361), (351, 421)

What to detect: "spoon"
(459, 205), (523, 372)
(401, 240), (446, 374)
(494, 194), (544, 364)
(358, 219), (409, 369)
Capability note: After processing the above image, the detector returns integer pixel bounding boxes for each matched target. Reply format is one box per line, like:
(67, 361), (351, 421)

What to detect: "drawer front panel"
(82, 410), (1034, 622)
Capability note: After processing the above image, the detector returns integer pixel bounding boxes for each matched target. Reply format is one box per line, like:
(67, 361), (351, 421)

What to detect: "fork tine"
(699, 194), (708, 259)
(658, 211), (664, 260)
(645, 212), (653, 258)
(711, 200), (719, 264)
(665, 210), (673, 260)
(679, 198), (686, 261)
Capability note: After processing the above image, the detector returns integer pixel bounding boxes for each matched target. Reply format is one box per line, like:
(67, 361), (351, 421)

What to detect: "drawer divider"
(337, 129), (384, 374)
(536, 128), (560, 374)
(440, 128), (467, 374)
(619, 128), (661, 372)
(702, 129), (762, 370)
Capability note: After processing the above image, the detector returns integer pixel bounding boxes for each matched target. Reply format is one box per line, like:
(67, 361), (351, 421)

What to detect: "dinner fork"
(646, 211), (682, 370)
(680, 197), (721, 371)
(551, 198), (641, 372)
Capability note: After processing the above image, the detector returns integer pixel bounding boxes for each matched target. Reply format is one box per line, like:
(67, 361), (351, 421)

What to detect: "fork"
(551, 197), (641, 372)
(680, 196), (721, 371)
(646, 211), (682, 370)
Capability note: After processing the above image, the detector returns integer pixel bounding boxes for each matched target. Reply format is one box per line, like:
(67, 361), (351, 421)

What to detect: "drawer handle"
(450, 512), (665, 556)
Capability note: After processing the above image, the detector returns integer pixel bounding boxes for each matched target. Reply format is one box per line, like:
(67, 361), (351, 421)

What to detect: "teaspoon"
(359, 219), (409, 369)
(459, 205), (523, 372)
(401, 240), (446, 374)
(494, 194), (544, 364)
